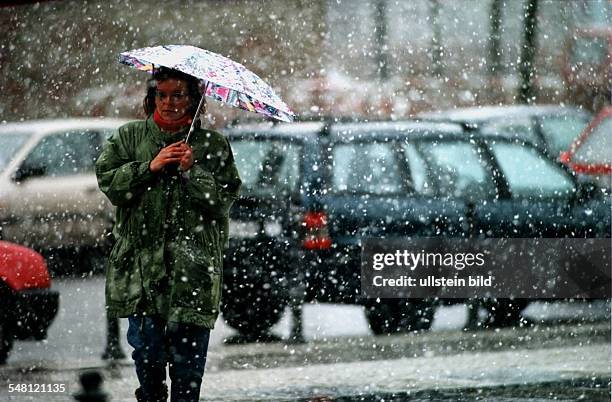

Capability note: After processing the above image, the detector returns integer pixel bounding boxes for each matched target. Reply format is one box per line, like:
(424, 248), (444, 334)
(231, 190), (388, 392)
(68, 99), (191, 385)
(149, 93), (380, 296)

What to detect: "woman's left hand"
(178, 142), (194, 171)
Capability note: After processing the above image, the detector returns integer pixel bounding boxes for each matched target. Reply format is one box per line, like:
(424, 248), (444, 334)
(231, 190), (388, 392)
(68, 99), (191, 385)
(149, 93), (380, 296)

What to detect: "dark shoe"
(135, 387), (145, 402)
(135, 384), (168, 402)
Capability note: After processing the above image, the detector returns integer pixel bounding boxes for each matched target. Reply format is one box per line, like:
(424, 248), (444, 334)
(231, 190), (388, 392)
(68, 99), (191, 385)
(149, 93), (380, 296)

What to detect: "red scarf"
(153, 109), (192, 132)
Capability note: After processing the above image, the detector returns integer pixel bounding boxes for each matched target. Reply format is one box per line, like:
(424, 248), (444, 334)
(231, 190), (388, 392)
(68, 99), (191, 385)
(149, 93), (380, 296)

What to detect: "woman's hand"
(178, 143), (194, 172)
(149, 141), (193, 173)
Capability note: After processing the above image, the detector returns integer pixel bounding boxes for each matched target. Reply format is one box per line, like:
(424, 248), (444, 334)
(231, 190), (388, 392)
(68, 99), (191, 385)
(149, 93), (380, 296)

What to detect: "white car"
(0, 119), (128, 268)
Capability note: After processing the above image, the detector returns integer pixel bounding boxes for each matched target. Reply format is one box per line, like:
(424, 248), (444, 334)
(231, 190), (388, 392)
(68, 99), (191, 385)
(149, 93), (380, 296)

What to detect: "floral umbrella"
(119, 45), (295, 132)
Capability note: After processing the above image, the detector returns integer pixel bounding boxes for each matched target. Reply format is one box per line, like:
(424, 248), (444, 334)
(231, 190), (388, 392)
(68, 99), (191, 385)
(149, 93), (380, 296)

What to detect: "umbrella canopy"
(119, 45), (295, 123)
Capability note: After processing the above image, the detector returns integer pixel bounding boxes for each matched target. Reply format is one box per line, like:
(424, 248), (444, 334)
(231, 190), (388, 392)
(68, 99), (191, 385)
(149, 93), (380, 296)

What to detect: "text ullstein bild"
(361, 238), (611, 299)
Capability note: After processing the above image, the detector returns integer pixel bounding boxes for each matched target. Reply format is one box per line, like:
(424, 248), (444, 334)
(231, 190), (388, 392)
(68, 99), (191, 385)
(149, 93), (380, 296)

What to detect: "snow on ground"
(5, 275), (610, 369)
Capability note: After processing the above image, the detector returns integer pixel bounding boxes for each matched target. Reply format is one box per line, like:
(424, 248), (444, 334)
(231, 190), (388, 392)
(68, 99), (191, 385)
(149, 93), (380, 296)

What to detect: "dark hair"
(142, 66), (203, 117)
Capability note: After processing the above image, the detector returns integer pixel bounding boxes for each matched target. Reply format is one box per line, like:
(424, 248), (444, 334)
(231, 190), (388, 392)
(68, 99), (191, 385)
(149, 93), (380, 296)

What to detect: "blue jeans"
(127, 315), (211, 402)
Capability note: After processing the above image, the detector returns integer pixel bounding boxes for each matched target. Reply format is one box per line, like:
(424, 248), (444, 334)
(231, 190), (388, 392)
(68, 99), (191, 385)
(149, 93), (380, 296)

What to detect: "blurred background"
(0, 0), (610, 126)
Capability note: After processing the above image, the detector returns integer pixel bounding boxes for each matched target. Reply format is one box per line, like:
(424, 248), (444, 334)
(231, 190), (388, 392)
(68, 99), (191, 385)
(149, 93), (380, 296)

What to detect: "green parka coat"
(95, 117), (241, 328)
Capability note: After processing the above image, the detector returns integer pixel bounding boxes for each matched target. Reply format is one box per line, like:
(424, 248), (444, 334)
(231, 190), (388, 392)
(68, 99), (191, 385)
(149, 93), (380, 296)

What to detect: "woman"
(96, 67), (241, 402)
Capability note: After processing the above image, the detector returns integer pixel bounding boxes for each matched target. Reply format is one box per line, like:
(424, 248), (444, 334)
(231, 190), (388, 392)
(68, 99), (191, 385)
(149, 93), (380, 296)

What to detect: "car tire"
(78, 247), (107, 274)
(365, 299), (435, 335)
(0, 281), (14, 363)
(484, 298), (530, 328)
(0, 321), (13, 364)
(222, 266), (288, 337)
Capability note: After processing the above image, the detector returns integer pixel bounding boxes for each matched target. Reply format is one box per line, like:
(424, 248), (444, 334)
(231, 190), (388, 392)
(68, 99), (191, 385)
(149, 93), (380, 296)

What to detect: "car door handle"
(84, 186), (99, 193)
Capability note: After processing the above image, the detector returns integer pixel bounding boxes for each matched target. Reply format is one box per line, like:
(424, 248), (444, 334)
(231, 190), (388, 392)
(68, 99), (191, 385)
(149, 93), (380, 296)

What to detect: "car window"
(539, 114), (590, 156)
(574, 117), (612, 164)
(20, 130), (99, 177)
(332, 142), (403, 194)
(490, 143), (574, 198)
(482, 118), (540, 146)
(231, 139), (301, 193)
(572, 36), (608, 65)
(405, 140), (496, 199)
(0, 132), (31, 172)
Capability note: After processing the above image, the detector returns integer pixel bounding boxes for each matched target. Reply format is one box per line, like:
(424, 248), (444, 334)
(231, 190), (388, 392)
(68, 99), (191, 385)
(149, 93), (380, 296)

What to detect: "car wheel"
(0, 321), (13, 364)
(365, 299), (436, 335)
(0, 282), (14, 364)
(483, 298), (530, 328)
(222, 266), (288, 337)
(78, 247), (107, 275)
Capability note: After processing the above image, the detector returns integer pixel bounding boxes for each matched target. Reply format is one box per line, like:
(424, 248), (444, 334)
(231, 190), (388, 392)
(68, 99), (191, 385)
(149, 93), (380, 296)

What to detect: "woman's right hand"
(149, 141), (188, 173)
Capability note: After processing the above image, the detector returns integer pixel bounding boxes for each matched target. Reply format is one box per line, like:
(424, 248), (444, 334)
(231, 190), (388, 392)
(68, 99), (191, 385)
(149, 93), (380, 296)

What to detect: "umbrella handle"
(185, 82), (209, 145)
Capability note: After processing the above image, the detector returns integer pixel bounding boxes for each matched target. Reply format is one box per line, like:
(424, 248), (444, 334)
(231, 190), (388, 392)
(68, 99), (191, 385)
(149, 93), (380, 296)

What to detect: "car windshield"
(540, 114), (590, 155)
(231, 138), (302, 195)
(574, 117), (612, 164)
(0, 132), (32, 172)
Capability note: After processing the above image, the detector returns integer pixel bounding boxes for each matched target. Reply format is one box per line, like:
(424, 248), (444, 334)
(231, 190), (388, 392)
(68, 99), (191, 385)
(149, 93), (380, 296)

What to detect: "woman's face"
(154, 78), (192, 121)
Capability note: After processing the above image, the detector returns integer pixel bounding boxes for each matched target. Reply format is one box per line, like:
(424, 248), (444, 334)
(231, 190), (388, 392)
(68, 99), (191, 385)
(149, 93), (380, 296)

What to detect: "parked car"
(0, 118), (128, 273)
(222, 119), (610, 336)
(0, 240), (59, 363)
(419, 105), (591, 159)
(560, 106), (611, 191)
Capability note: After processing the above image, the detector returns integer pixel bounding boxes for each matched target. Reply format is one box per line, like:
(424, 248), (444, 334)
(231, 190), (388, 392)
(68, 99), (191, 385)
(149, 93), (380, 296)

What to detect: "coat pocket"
(170, 242), (222, 315)
(106, 236), (142, 304)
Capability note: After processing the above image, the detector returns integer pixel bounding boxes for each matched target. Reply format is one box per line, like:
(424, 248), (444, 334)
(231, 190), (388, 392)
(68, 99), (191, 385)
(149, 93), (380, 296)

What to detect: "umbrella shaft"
(185, 86), (208, 144)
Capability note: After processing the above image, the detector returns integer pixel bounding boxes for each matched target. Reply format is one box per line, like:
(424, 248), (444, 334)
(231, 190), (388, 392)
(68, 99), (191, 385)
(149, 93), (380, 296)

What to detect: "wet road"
(0, 275), (610, 401)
